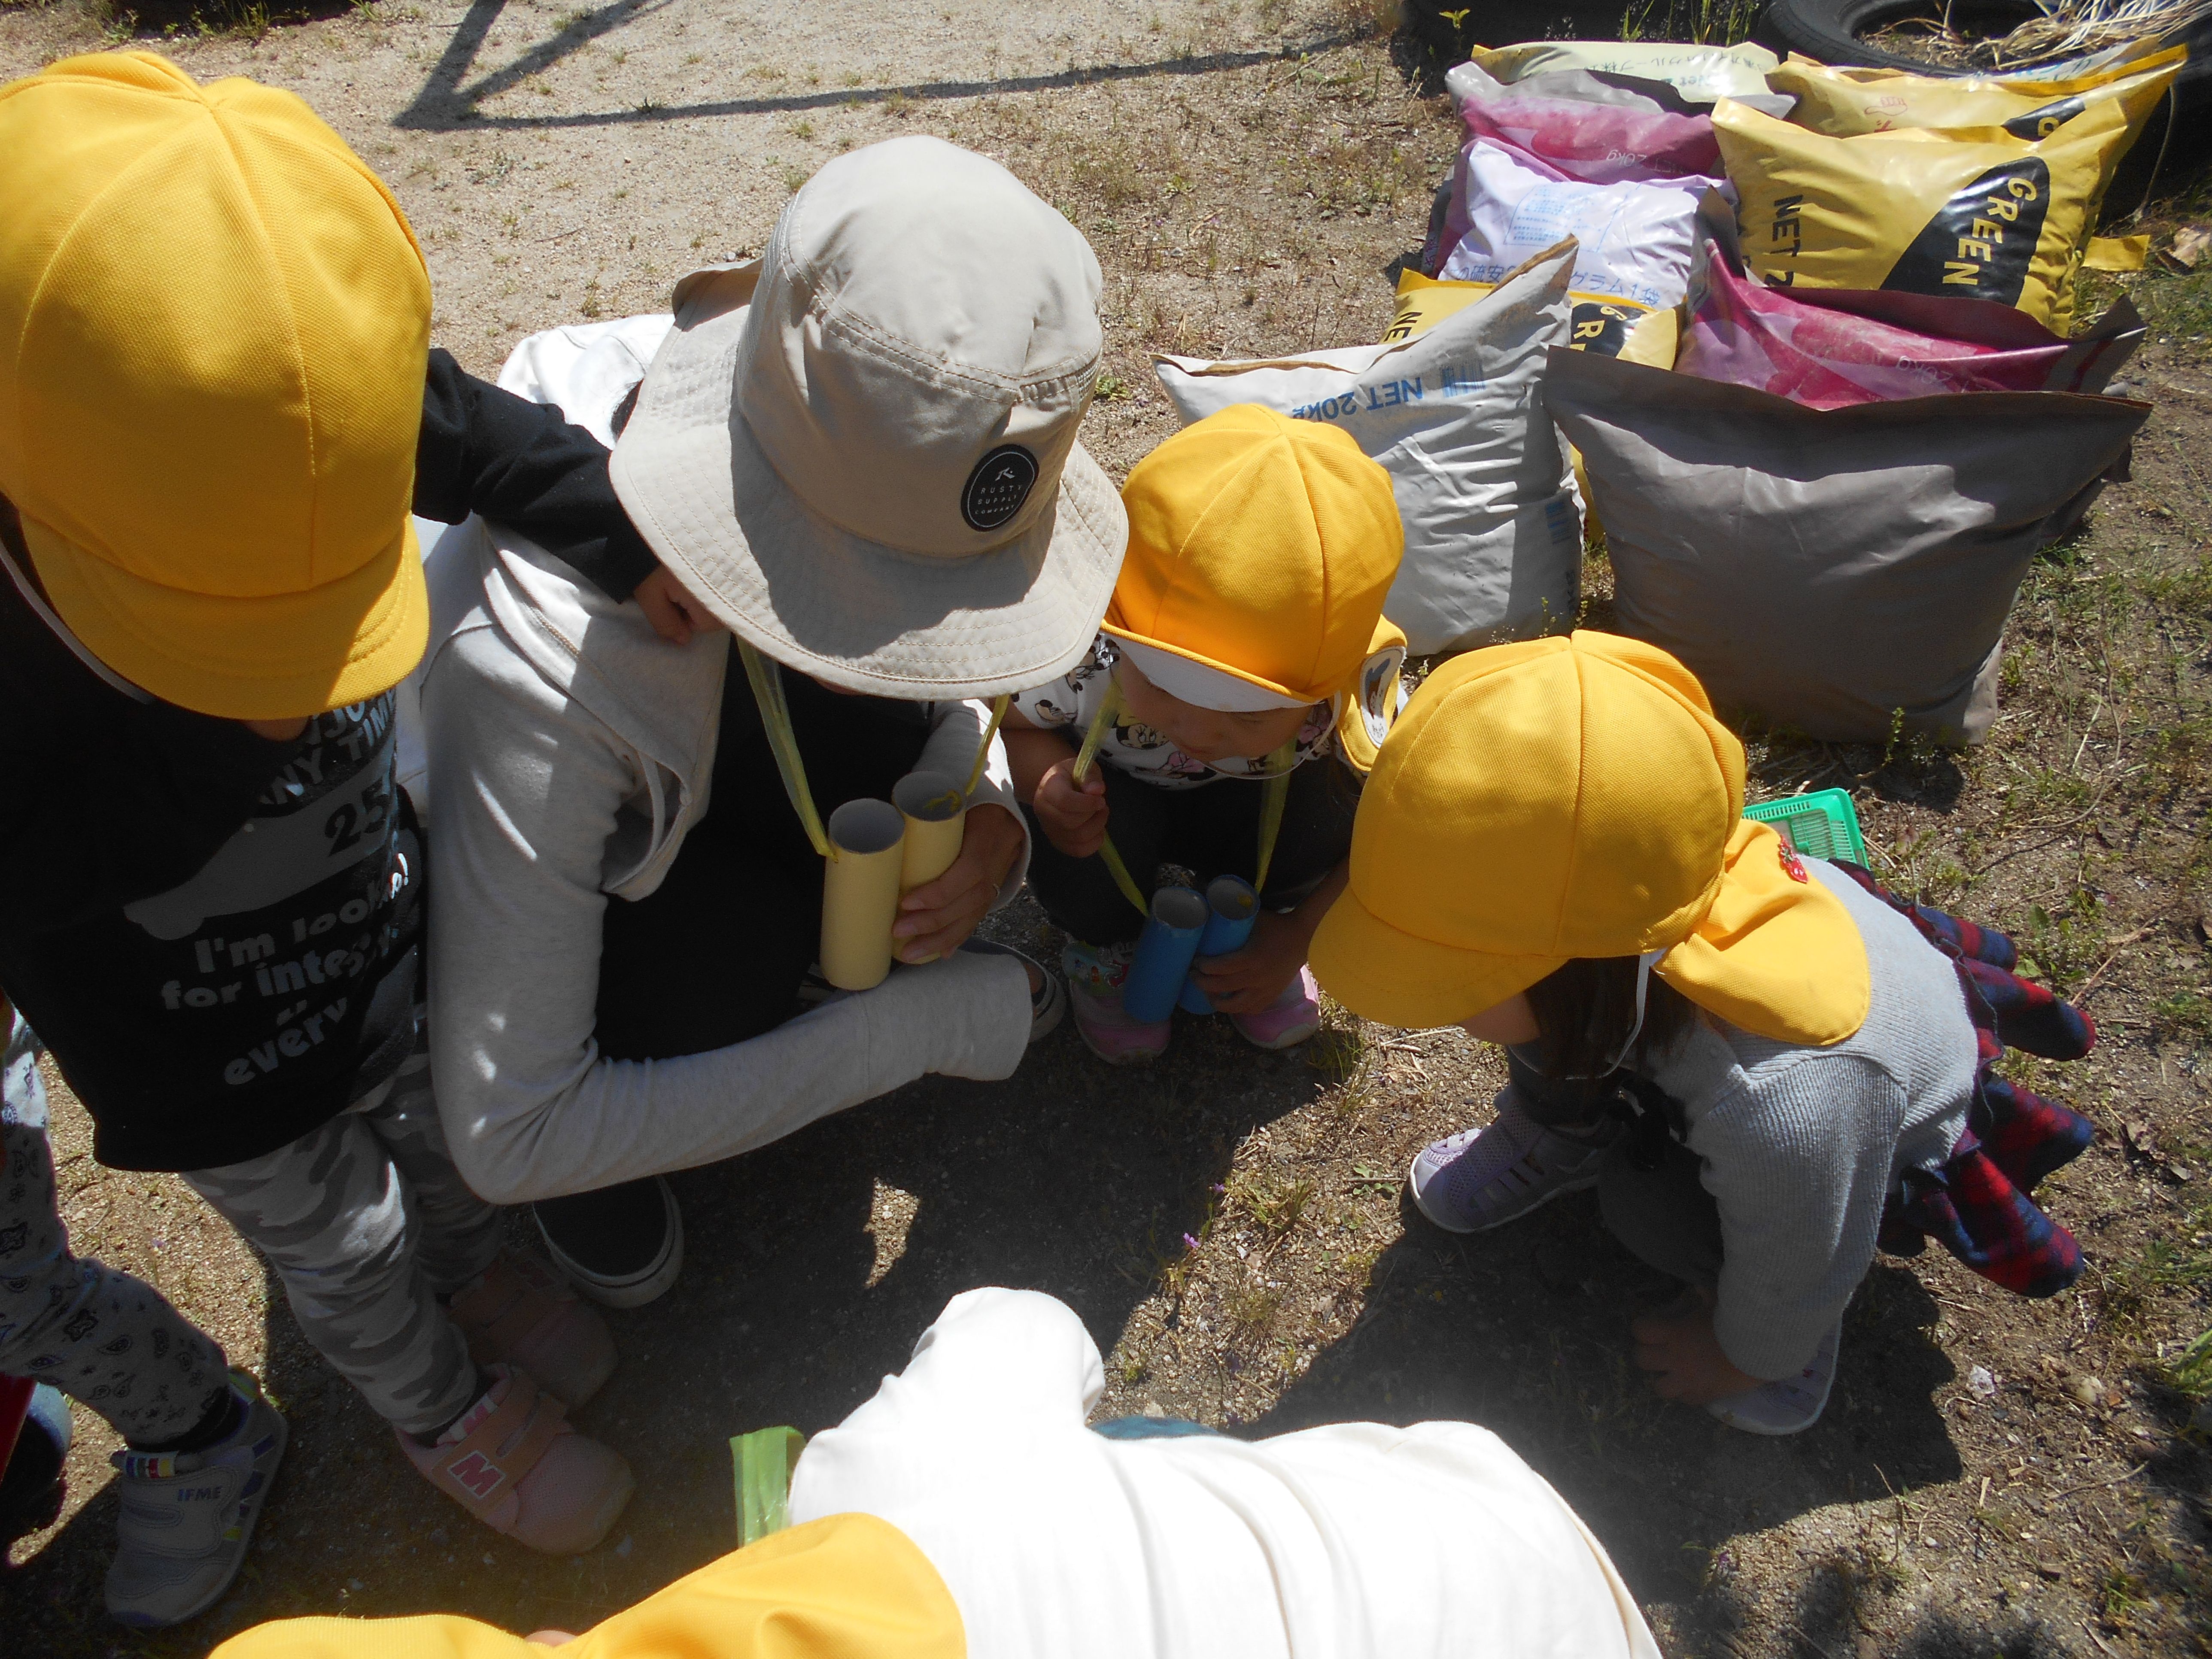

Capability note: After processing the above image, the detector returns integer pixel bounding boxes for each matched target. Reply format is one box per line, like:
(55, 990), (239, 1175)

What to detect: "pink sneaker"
(1063, 941), (1171, 1064)
(1230, 964), (1322, 1051)
(401, 1365), (633, 1555)
(447, 1249), (617, 1409)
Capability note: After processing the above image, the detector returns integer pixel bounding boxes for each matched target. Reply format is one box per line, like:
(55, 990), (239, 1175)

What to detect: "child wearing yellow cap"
(1005, 405), (1405, 1062)
(0, 53), (688, 1622)
(1311, 632), (2097, 1435)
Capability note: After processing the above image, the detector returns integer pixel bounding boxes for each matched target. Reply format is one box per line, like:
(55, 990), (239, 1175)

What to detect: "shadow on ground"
(1253, 1194), (1965, 1610)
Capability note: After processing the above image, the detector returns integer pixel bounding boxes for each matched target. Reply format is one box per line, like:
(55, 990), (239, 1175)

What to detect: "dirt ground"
(4, 0), (2212, 1654)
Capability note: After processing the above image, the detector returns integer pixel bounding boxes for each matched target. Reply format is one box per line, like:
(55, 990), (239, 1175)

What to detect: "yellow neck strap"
(738, 639), (1009, 864)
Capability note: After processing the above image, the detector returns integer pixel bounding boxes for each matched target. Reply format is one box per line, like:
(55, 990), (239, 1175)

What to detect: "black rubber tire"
(1754, 0), (2045, 71)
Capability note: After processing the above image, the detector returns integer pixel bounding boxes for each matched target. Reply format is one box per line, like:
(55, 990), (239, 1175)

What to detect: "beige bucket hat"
(610, 135), (1128, 699)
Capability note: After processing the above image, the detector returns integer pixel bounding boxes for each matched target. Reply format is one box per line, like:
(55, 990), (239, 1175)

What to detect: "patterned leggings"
(0, 1014), (228, 1446)
(180, 1023), (506, 1437)
(2, 1013), (506, 1442)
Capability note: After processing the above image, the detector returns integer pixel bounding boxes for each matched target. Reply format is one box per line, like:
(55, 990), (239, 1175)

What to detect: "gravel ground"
(4, 3), (2212, 1655)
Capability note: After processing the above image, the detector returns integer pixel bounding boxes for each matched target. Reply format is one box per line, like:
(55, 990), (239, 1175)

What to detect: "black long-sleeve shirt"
(0, 352), (653, 1170)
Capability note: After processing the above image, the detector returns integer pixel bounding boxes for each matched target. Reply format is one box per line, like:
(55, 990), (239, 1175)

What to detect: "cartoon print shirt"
(1012, 636), (1336, 790)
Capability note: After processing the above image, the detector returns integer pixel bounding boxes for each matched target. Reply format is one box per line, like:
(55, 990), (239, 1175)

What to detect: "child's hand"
(1188, 908), (1307, 1014)
(892, 803), (1026, 963)
(1630, 1288), (1762, 1406)
(1032, 757), (1109, 858)
(633, 565), (723, 647)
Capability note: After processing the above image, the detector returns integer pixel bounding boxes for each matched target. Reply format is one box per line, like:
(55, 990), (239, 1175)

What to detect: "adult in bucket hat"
(419, 137), (1124, 1308)
(208, 1288), (1659, 1659)
(1001, 404), (1407, 1063)
(1312, 632), (2097, 1435)
(0, 51), (678, 1622)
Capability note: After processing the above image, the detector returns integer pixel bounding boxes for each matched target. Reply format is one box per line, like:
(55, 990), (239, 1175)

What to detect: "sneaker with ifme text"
(105, 1369), (286, 1629)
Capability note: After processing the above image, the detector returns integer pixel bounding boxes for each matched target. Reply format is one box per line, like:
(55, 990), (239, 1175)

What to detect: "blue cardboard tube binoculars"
(1122, 877), (1261, 1024)
(1178, 876), (1260, 1015)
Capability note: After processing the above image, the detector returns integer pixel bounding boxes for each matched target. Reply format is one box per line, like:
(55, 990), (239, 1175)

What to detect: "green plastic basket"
(1743, 788), (1866, 864)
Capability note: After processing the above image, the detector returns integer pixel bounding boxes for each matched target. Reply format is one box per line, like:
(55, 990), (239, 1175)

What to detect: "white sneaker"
(1706, 1321), (1842, 1436)
(1407, 1091), (1619, 1234)
(105, 1370), (286, 1629)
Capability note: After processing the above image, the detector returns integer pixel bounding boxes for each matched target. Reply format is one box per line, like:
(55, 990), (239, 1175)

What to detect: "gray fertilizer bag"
(1155, 242), (1579, 655)
(1543, 346), (2148, 743)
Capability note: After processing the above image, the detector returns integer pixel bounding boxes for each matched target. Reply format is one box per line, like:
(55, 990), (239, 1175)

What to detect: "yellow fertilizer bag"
(1767, 48), (2183, 146)
(1386, 271), (1678, 536)
(1712, 96), (2135, 333)
(1385, 269), (1677, 366)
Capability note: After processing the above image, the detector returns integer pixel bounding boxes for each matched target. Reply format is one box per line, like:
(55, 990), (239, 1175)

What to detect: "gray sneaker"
(1407, 1091), (1619, 1234)
(105, 1369), (286, 1628)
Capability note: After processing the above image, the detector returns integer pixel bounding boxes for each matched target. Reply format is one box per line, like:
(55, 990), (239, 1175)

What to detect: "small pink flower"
(1182, 1233), (1201, 1251)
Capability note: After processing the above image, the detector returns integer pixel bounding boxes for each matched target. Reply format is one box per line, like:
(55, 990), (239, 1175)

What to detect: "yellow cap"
(1311, 632), (1870, 1045)
(209, 1513), (964, 1659)
(0, 52), (432, 719)
(1104, 404), (1402, 708)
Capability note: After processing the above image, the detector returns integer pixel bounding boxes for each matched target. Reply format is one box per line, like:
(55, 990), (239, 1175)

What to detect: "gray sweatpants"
(0, 1015), (229, 1446)
(1597, 1136), (1724, 1291)
(181, 1022), (505, 1437)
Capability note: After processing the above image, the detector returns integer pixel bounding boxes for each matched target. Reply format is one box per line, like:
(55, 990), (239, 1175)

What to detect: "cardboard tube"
(891, 769), (969, 966)
(1122, 886), (1208, 1024)
(895, 770), (968, 892)
(1178, 875), (1261, 1015)
(820, 798), (905, 991)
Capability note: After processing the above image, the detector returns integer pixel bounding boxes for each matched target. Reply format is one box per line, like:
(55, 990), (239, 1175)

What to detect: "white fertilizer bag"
(1473, 40), (1780, 103)
(1438, 139), (1726, 311)
(495, 312), (675, 444)
(1154, 242), (1580, 655)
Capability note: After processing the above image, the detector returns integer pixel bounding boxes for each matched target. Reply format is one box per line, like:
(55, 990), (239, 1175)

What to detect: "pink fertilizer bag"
(1677, 231), (2143, 408)
(1443, 60), (1724, 184)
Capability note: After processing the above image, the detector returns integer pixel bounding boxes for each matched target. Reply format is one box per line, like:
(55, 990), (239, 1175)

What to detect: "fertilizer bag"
(1387, 267), (1677, 365)
(1544, 346), (2147, 743)
(495, 313), (674, 444)
(1713, 96), (2139, 333)
(1677, 234), (2143, 407)
(1437, 137), (1725, 310)
(1444, 61), (1724, 182)
(1474, 40), (1780, 103)
(1768, 48), (2183, 147)
(1155, 243), (1579, 655)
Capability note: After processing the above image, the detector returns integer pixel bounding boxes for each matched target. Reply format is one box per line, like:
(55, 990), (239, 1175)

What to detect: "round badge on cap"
(960, 445), (1039, 532)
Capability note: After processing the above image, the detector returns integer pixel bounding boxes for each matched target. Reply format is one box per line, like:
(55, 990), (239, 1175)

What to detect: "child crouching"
(1311, 632), (2095, 1435)
(1004, 406), (1405, 1063)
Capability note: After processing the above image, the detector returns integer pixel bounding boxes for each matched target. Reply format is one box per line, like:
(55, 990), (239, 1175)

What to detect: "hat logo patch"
(961, 445), (1038, 532)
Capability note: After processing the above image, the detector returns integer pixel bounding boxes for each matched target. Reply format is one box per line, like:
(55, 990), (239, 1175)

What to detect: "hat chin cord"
(1563, 948), (1670, 1081)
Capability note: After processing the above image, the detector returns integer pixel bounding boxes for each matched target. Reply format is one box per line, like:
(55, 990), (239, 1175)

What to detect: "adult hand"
(892, 803), (1025, 963)
(1187, 908), (1308, 1015)
(1031, 756), (1108, 858)
(633, 564), (723, 647)
(1630, 1288), (1762, 1405)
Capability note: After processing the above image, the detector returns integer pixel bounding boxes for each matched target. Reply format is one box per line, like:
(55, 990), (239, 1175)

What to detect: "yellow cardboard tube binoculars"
(818, 770), (969, 991)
